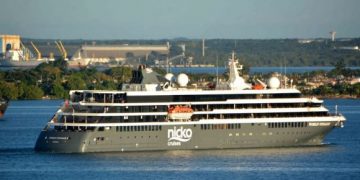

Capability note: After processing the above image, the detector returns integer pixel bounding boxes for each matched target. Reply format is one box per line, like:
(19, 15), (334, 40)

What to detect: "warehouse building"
(70, 44), (170, 64)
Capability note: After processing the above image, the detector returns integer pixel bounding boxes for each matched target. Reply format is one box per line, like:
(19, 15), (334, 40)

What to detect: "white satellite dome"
(268, 76), (281, 89)
(177, 73), (189, 87)
(165, 73), (175, 82)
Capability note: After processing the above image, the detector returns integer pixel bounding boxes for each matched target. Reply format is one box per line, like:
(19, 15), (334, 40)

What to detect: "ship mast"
(227, 51), (250, 90)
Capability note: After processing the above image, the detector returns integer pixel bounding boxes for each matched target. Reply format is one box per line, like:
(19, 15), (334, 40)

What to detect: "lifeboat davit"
(168, 105), (193, 120)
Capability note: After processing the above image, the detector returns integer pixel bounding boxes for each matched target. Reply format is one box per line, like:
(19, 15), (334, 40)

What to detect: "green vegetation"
(181, 39), (360, 66)
(285, 60), (360, 98)
(0, 59), (133, 100)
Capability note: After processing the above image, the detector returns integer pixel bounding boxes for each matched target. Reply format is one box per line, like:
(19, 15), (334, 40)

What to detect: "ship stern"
(35, 129), (90, 153)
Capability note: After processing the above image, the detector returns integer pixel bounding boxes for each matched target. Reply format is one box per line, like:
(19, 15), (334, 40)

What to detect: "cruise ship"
(35, 53), (346, 153)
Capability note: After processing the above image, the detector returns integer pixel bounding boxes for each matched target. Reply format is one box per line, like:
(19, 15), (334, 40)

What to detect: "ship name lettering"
(309, 122), (331, 127)
(167, 126), (192, 146)
(49, 136), (69, 140)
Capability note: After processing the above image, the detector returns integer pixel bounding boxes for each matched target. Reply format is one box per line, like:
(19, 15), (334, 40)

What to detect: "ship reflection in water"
(93, 146), (332, 160)
(82, 146), (347, 174)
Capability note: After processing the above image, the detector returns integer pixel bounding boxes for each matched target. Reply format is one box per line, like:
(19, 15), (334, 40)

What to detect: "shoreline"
(5, 95), (358, 101)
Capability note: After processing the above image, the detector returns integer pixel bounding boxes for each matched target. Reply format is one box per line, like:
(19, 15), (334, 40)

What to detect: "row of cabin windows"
(53, 125), (162, 132)
(115, 125), (162, 132)
(200, 123), (241, 130)
(54, 126), (95, 132)
(145, 94), (301, 102)
(59, 112), (329, 124)
(268, 122), (308, 128)
(71, 92), (126, 103)
(193, 112), (328, 120)
(70, 102), (322, 114)
(71, 93), (301, 103)
(60, 115), (166, 124)
(190, 103), (320, 112)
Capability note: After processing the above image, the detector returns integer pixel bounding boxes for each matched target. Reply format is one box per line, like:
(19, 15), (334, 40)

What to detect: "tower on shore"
(330, 31), (336, 42)
(202, 39), (205, 57)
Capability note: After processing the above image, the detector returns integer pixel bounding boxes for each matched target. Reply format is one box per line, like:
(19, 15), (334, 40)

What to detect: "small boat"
(0, 100), (8, 118)
(168, 105), (193, 120)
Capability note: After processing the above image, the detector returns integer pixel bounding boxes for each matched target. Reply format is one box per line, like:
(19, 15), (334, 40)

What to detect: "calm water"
(0, 99), (359, 179)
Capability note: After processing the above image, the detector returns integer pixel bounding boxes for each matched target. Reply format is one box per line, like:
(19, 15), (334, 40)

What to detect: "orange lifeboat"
(168, 105), (193, 120)
(252, 84), (264, 90)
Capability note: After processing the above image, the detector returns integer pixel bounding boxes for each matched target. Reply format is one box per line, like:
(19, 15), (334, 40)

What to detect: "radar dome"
(165, 73), (175, 82)
(268, 77), (280, 89)
(177, 73), (189, 87)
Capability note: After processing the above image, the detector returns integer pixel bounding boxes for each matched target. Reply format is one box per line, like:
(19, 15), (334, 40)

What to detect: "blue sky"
(1, 0), (359, 39)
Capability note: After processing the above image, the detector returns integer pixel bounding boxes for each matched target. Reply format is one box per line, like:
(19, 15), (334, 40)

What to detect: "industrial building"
(70, 44), (170, 65)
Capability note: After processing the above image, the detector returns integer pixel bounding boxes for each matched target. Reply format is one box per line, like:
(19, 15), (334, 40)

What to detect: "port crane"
(55, 41), (68, 60)
(30, 41), (42, 60)
(19, 41), (34, 61)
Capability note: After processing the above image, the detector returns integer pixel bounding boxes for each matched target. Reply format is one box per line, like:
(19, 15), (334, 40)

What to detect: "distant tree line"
(0, 59), (132, 100)
(180, 38), (360, 67)
(285, 60), (360, 98)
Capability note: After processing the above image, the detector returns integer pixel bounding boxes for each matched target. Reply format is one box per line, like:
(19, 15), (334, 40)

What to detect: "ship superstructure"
(35, 52), (345, 153)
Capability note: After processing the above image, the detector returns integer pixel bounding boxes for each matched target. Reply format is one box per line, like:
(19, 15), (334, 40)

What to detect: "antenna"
(202, 39), (205, 57)
(335, 105), (338, 115)
(284, 58), (287, 88)
(166, 57), (169, 73)
(330, 31), (336, 42)
(284, 58), (287, 75)
(216, 53), (219, 84)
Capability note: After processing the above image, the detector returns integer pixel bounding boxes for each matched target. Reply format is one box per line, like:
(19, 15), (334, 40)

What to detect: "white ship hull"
(0, 58), (44, 67)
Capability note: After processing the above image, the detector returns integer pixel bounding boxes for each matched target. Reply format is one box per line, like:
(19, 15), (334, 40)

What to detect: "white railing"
(47, 115), (345, 127)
